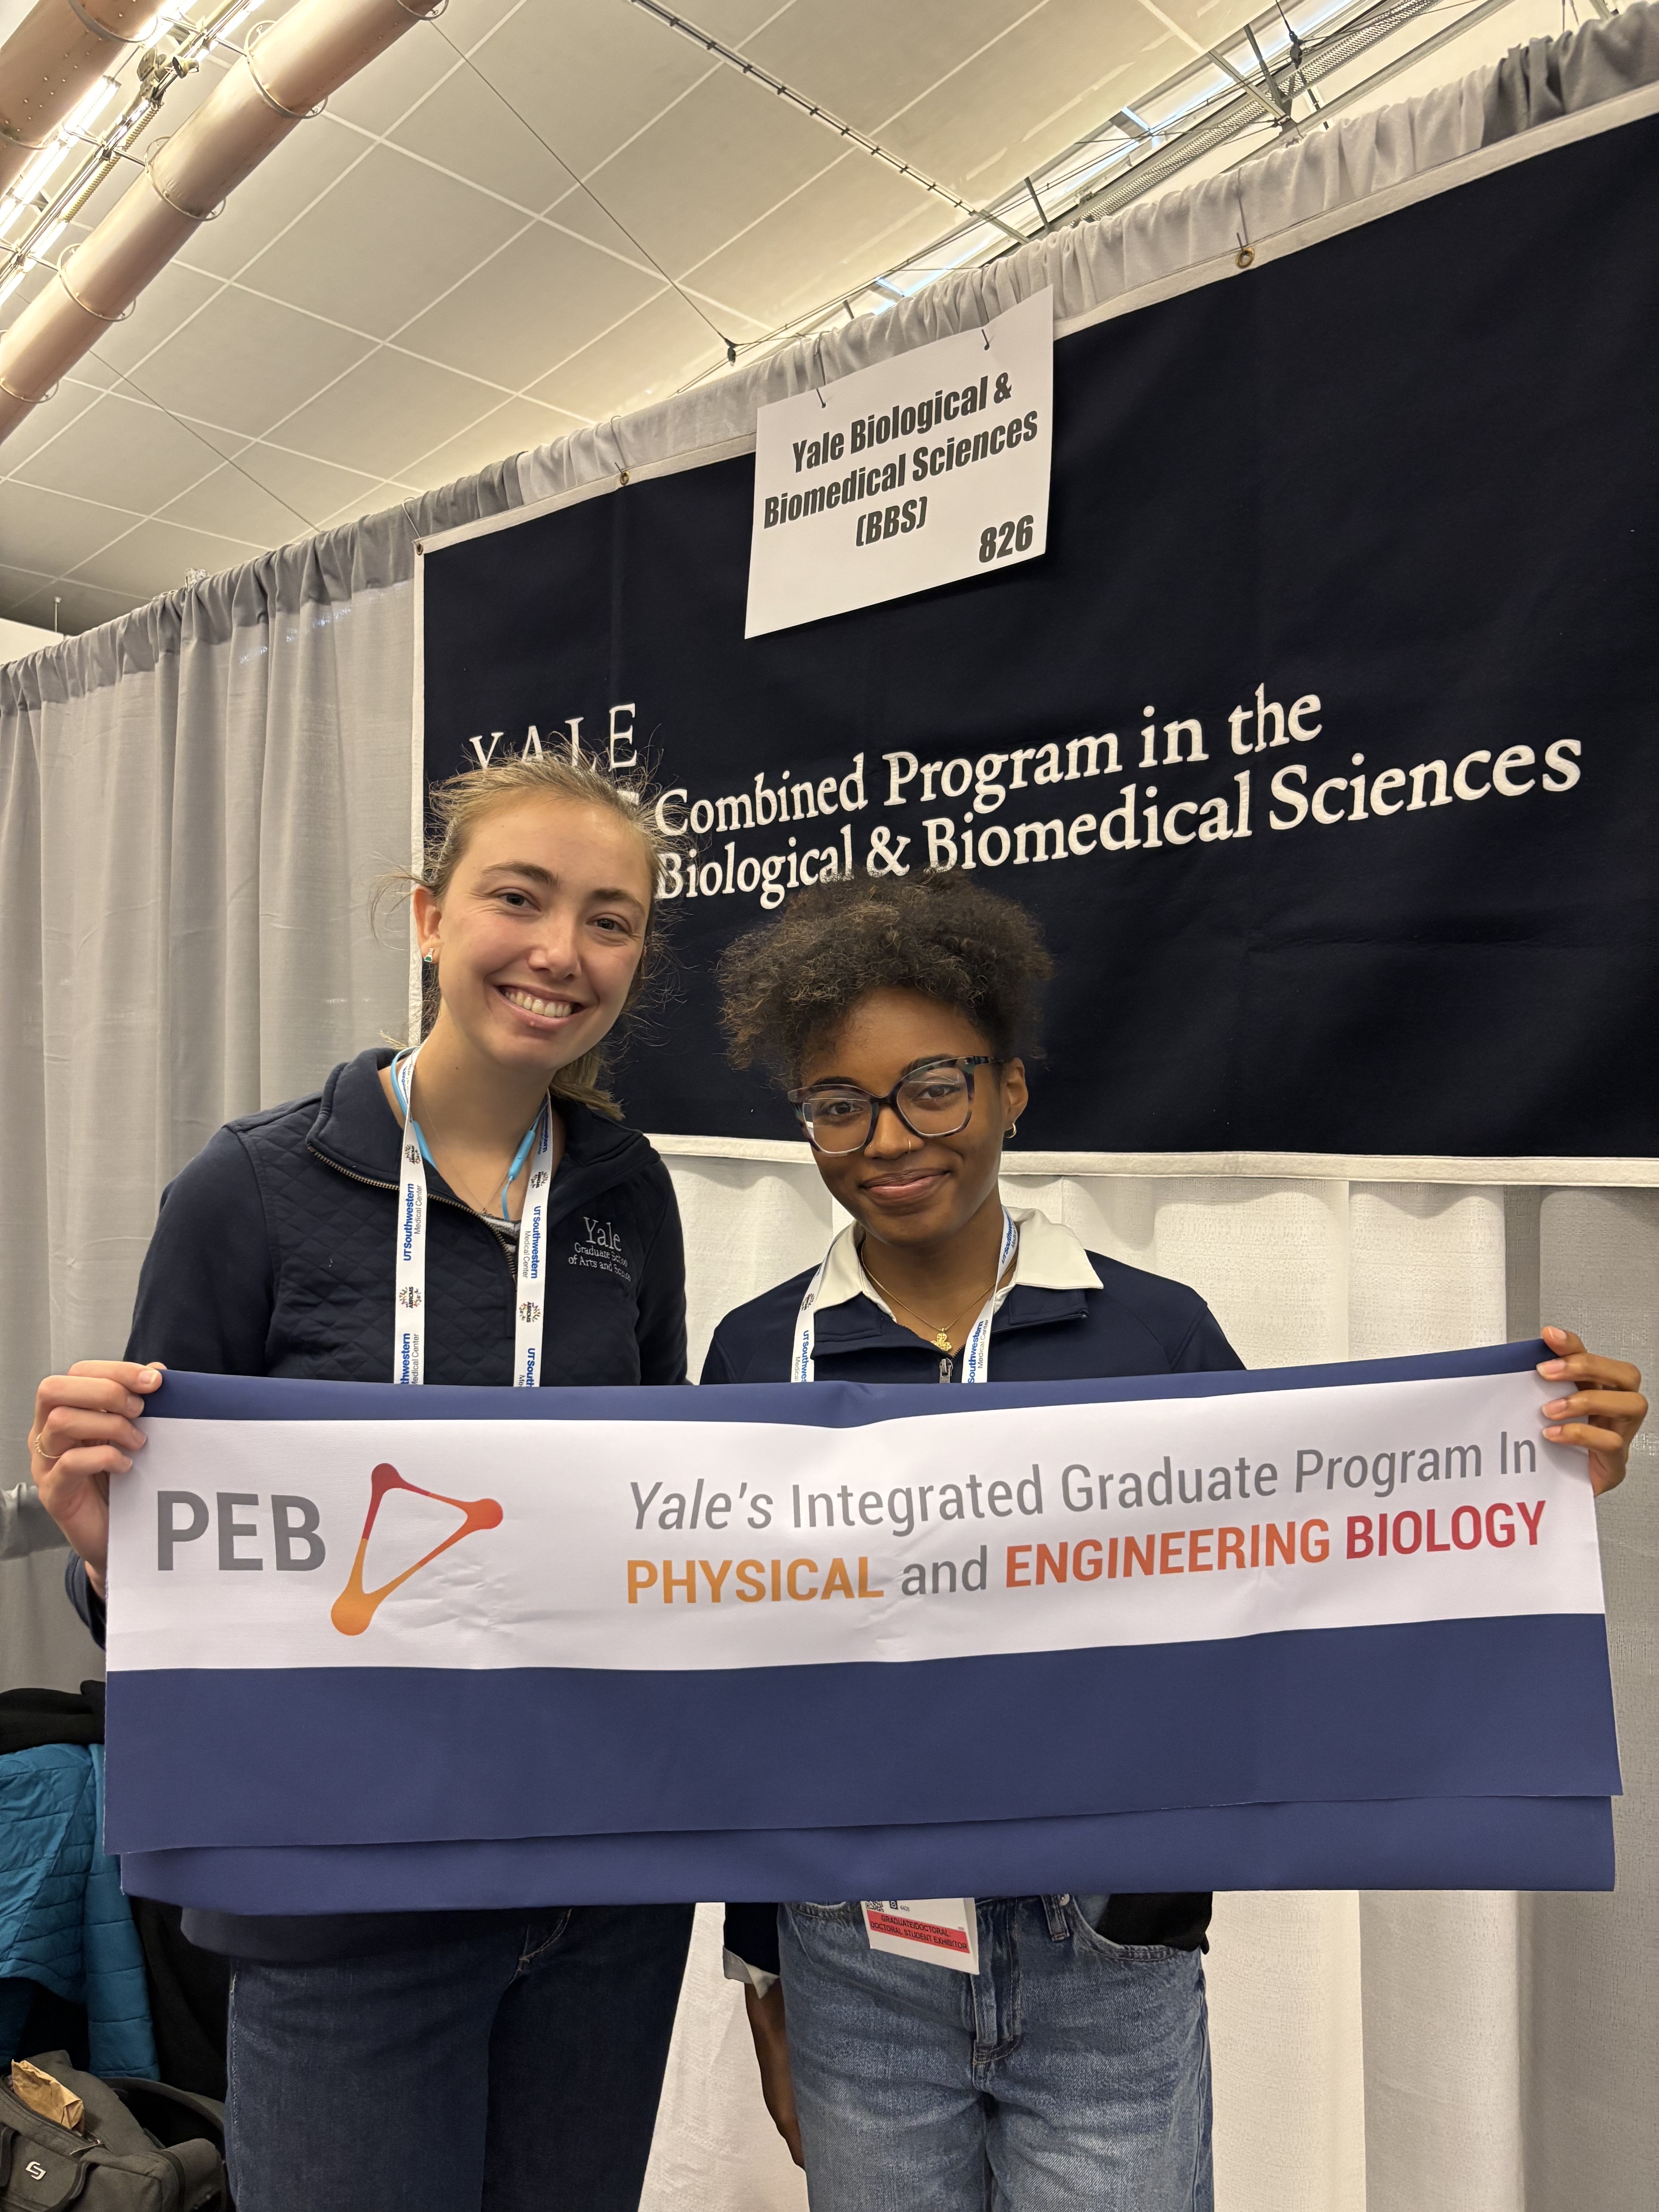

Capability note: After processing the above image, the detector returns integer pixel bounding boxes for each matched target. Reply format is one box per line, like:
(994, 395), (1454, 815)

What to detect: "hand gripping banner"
(104, 1342), (1620, 1915)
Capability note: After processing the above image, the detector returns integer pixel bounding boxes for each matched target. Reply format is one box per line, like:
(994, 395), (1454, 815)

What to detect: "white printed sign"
(106, 1367), (1597, 1676)
(745, 288), (1054, 638)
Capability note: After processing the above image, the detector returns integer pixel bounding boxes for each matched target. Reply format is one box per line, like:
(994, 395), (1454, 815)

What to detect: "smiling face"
(797, 988), (1028, 1257)
(413, 795), (653, 1080)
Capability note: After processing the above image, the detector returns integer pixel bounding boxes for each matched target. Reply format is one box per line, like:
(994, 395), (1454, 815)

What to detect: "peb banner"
(105, 1343), (1619, 1913)
(419, 106), (1659, 1158)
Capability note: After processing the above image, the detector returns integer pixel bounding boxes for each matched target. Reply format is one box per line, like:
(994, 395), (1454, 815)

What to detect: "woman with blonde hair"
(30, 752), (692, 2211)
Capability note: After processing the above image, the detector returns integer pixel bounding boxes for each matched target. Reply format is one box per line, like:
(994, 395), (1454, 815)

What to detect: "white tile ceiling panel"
(563, 65), (869, 279)
(0, 565), (141, 631)
(524, 282), (728, 426)
(177, 118), (374, 287)
(11, 389), (227, 512)
(0, 383), (107, 474)
(101, 286), (377, 443)
(393, 392), (576, 493)
(192, 441), (392, 536)
(382, 60), (580, 217)
(75, 261), (228, 390)
(395, 216), (665, 390)
(685, 156), (950, 330)
(749, 0), (1060, 136)
(70, 513), (263, 596)
(268, 345), (509, 480)
(0, 478), (137, 576)
(319, 6), (481, 137)
(456, 0), (752, 183)
(154, 458), (328, 549)
(235, 143), (527, 342)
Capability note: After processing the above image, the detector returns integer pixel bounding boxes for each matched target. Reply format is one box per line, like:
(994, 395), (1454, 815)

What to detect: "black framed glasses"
(788, 1055), (999, 1155)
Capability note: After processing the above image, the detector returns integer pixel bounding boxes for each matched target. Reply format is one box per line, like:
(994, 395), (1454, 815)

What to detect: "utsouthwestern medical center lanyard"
(790, 1204), (1017, 1384)
(792, 1204), (1016, 1978)
(389, 1044), (555, 1389)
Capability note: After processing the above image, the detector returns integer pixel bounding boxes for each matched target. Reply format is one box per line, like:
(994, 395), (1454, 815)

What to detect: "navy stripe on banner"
(146, 1339), (1548, 1427)
(118, 1794), (1615, 1918)
(103, 1615), (1618, 1857)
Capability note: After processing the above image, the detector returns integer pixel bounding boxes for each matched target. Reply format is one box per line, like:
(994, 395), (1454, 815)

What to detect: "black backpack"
(0, 2054), (224, 2210)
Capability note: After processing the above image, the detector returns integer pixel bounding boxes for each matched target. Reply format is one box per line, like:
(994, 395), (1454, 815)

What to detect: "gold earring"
(1005, 1120), (1018, 1140)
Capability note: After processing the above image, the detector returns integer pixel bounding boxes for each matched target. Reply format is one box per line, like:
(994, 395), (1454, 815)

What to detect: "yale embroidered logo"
(330, 1461), (503, 1636)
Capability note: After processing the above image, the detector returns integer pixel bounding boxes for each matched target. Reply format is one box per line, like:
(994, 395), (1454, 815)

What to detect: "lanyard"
(389, 1044), (555, 1388)
(790, 1206), (1017, 1384)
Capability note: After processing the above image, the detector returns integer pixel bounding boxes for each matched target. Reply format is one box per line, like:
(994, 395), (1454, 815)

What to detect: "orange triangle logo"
(330, 1462), (503, 1637)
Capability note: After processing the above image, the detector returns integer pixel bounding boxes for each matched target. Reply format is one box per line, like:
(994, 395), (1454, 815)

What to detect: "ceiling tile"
(561, 69), (840, 277)
(84, 259), (227, 387)
(234, 143), (526, 341)
(68, 514), (264, 597)
(153, 458), (322, 550)
(451, 0), (722, 182)
(749, 0), (1034, 136)
(0, 381), (108, 475)
(310, 477), (411, 532)
(400, 393), (579, 491)
(0, 565), (144, 632)
(270, 347), (503, 478)
(220, 441), (395, 530)
(11, 388), (226, 512)
(180, 117), (373, 284)
(386, 54), (580, 215)
(685, 158), (948, 330)
(0, 474), (140, 576)
(524, 286), (725, 427)
(323, 12), (472, 137)
(118, 285), (376, 440)
(396, 220), (662, 391)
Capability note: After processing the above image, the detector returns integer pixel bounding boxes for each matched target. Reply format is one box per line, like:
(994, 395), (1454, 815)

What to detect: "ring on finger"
(31, 1436), (60, 1465)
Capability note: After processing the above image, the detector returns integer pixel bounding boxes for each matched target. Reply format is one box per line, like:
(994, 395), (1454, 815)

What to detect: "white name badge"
(746, 288), (1053, 637)
(861, 1897), (980, 1975)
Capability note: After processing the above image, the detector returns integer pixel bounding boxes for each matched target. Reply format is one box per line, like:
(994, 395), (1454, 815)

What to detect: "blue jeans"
(780, 1897), (1212, 2212)
(226, 1905), (693, 2212)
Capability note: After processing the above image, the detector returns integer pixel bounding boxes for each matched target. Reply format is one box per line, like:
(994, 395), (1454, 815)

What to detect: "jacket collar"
(810, 1207), (1101, 1353)
(306, 1047), (650, 1218)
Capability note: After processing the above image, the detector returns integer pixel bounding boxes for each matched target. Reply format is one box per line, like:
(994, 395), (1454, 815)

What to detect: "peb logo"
(330, 1462), (503, 1637)
(397, 1286), (422, 1309)
(518, 1300), (541, 1324)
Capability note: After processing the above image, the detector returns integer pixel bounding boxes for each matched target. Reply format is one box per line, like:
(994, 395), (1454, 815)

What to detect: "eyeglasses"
(788, 1056), (998, 1155)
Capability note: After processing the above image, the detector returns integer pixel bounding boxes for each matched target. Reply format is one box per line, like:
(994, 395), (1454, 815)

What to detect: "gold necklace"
(862, 1263), (1003, 1355)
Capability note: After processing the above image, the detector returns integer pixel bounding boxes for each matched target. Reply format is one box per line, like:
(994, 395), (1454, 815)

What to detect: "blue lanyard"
(390, 1048), (541, 1221)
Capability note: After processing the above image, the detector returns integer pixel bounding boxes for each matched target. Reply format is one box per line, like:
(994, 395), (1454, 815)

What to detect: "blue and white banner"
(105, 1342), (1620, 1913)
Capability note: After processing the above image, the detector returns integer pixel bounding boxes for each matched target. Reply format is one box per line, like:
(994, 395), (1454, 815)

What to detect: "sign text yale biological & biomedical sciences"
(760, 373), (1041, 547)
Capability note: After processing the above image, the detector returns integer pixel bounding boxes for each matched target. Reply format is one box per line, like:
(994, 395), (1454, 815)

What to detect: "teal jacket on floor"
(0, 1742), (158, 2077)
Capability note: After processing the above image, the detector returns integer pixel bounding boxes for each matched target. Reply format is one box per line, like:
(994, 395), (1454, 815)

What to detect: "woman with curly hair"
(704, 871), (1646, 2210)
(706, 869), (1239, 2210)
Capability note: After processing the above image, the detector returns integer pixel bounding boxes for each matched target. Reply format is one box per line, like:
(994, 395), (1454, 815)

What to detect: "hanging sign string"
(790, 1206), (1017, 1385)
(388, 1043), (554, 1389)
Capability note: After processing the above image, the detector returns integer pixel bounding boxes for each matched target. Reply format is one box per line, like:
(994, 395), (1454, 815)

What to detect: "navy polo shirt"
(703, 1219), (1244, 1976)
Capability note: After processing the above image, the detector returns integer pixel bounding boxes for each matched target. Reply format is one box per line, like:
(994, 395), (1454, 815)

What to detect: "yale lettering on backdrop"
(745, 287), (1054, 637)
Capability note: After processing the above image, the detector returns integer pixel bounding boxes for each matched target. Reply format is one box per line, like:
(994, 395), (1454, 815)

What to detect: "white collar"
(812, 1205), (1102, 1319)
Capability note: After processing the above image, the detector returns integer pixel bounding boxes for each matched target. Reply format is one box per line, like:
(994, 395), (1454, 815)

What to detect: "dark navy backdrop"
(421, 116), (1659, 1155)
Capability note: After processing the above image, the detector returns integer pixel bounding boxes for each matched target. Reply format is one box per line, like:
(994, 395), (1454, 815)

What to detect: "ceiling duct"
(0, 0), (154, 198)
(0, 0), (442, 445)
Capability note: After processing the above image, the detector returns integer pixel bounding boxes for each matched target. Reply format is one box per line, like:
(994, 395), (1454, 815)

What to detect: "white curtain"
(2, 17), (1656, 2207)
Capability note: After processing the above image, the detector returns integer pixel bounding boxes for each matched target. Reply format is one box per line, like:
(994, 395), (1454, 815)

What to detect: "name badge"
(861, 1897), (979, 1974)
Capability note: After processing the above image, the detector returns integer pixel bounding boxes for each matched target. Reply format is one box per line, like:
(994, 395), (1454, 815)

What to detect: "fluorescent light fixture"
(15, 139), (73, 203)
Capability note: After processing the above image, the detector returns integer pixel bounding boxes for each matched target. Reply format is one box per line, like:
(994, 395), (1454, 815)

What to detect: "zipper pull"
(939, 1354), (953, 1383)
